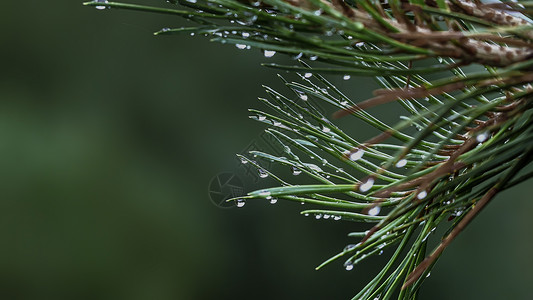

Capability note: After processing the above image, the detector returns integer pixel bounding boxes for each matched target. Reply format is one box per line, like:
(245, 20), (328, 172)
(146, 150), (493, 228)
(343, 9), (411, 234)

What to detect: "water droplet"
(333, 215), (341, 220)
(355, 42), (364, 47)
(263, 50), (276, 58)
(236, 199), (246, 207)
(417, 190), (428, 199)
(359, 178), (374, 192)
(476, 131), (488, 143)
(242, 32), (250, 38)
(321, 158), (328, 166)
(95, 0), (109, 9)
(343, 75), (351, 80)
(304, 72), (312, 78)
(304, 213), (309, 216)
(309, 55), (318, 61)
(314, 9), (323, 16)
(240, 157), (248, 164)
(269, 198), (278, 204)
(186, 0), (197, 3)
(349, 148), (365, 161)
(299, 94), (308, 101)
(272, 120), (281, 126)
(161, 27), (171, 32)
(426, 272), (431, 278)
(291, 166), (302, 175)
(315, 214), (322, 219)
(305, 163), (323, 173)
(378, 250), (384, 255)
(395, 159), (407, 168)
(368, 206), (380, 216)
(251, 0), (261, 6)
(293, 52), (303, 60)
(235, 44), (247, 49)
(258, 169), (269, 178)
(257, 115), (266, 121)
(344, 261), (354, 271)
(344, 244), (357, 252)
(321, 125), (331, 133)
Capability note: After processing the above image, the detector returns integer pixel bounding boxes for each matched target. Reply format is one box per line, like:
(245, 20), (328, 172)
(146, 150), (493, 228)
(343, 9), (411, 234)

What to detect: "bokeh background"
(1, 1), (532, 299)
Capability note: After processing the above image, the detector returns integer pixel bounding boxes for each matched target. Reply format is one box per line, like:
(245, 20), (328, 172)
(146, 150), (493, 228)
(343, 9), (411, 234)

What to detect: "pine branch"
(85, 0), (533, 298)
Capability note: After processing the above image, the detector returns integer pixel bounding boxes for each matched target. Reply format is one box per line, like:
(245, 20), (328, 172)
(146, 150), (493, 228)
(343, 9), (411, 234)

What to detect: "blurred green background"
(1, 1), (532, 299)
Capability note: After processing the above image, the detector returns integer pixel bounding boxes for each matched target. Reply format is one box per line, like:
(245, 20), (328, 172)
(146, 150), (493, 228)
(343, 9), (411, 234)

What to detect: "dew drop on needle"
(349, 148), (364, 161)
(263, 50), (276, 57)
(417, 190), (427, 199)
(291, 166), (302, 175)
(95, 0), (108, 10)
(344, 261), (354, 271)
(359, 178), (374, 192)
(395, 159), (407, 168)
(368, 206), (380, 216)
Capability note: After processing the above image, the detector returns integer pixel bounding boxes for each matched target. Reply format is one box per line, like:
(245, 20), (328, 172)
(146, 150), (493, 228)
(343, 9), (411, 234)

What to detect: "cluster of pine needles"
(85, 0), (533, 298)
